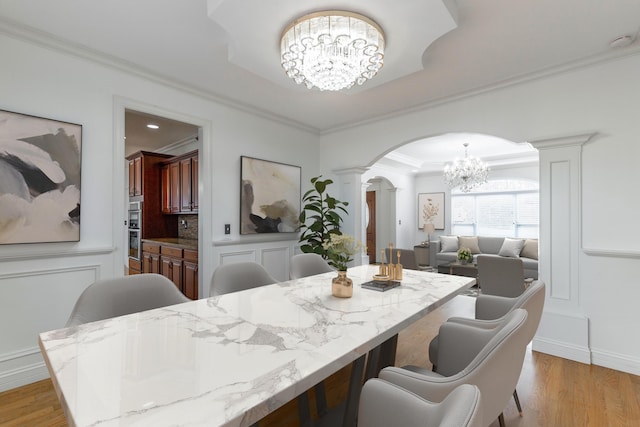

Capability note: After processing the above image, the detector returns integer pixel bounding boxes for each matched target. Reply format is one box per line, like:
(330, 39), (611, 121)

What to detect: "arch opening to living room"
(359, 132), (539, 261)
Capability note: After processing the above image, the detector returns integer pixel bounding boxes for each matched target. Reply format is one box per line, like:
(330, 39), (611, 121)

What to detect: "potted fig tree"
(297, 176), (349, 260)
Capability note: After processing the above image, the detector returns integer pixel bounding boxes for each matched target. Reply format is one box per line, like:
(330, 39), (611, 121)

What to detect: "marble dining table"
(38, 264), (475, 427)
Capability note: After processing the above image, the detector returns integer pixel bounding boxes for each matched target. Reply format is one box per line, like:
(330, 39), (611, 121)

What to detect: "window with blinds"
(451, 180), (539, 238)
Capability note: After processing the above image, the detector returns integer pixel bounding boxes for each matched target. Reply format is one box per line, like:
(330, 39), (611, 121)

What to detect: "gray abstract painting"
(0, 109), (82, 244)
(240, 156), (300, 234)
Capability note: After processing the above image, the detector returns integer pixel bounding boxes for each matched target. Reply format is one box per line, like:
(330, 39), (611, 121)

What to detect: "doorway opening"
(365, 190), (376, 263)
(123, 109), (202, 296)
(365, 177), (396, 264)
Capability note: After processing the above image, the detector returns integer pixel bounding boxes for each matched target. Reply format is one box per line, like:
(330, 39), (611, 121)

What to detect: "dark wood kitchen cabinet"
(180, 156), (198, 212)
(160, 245), (183, 290)
(142, 242), (161, 274)
(127, 151), (172, 198)
(161, 162), (181, 214)
(126, 151), (177, 239)
(129, 156), (142, 197)
(161, 150), (198, 214)
(141, 240), (198, 300)
(182, 249), (199, 300)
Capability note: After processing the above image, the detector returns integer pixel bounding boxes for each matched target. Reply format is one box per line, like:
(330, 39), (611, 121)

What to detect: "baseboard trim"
(591, 348), (640, 376)
(0, 362), (49, 392)
(532, 336), (591, 364)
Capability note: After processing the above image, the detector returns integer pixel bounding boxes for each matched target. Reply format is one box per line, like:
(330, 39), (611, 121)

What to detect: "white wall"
(0, 33), (319, 390)
(319, 53), (640, 375)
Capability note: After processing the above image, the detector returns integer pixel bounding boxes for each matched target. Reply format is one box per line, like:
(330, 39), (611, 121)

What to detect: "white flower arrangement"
(457, 247), (473, 262)
(322, 234), (365, 271)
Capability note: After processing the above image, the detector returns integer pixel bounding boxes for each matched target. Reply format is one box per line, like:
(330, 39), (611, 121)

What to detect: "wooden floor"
(2, 295), (639, 427)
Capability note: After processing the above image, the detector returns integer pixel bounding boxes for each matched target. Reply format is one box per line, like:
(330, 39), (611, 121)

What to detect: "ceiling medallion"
(280, 11), (385, 91)
(443, 143), (490, 192)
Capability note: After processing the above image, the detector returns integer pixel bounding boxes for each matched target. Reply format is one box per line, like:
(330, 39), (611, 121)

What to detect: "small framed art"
(418, 192), (445, 230)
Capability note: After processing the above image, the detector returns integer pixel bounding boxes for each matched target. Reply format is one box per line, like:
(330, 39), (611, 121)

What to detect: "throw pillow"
(459, 236), (481, 254)
(521, 239), (539, 260)
(498, 238), (525, 258)
(440, 236), (459, 252)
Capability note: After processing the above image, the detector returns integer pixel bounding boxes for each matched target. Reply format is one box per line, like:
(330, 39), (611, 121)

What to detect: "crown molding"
(321, 47), (640, 135)
(529, 133), (597, 150)
(0, 17), (321, 135)
(333, 166), (370, 176)
(3, 16), (639, 137)
(382, 151), (424, 169)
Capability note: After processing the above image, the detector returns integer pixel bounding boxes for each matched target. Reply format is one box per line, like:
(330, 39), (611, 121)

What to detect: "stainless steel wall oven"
(128, 201), (142, 261)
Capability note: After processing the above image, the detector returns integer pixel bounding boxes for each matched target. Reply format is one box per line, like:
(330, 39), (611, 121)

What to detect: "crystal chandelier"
(443, 143), (490, 192)
(280, 11), (385, 91)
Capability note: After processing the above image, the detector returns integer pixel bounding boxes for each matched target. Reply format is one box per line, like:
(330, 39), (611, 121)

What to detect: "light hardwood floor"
(2, 295), (639, 427)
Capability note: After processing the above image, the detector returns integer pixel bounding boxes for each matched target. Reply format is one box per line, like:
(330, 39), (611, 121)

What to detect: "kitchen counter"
(141, 237), (198, 250)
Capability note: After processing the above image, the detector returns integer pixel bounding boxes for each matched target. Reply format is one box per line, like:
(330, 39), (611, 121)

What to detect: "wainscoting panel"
(261, 246), (292, 282)
(0, 264), (100, 392)
(212, 238), (300, 296)
(219, 250), (257, 265)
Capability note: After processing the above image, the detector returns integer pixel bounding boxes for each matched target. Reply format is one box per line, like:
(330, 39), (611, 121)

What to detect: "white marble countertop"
(39, 265), (475, 427)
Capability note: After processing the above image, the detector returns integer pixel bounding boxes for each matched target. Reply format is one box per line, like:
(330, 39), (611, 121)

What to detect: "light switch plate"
(224, 224), (231, 234)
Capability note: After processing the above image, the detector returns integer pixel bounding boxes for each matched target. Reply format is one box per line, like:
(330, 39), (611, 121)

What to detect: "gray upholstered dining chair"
(66, 274), (189, 327)
(379, 308), (529, 427)
(384, 248), (420, 270)
(358, 381), (482, 427)
(430, 280), (546, 417)
(209, 261), (277, 296)
(289, 253), (334, 279)
(477, 255), (526, 297)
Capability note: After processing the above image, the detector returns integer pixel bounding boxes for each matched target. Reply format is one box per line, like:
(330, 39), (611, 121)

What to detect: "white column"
(333, 167), (369, 266)
(530, 133), (595, 364)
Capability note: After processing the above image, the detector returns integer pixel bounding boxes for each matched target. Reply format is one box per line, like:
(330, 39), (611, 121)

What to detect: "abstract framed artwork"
(240, 156), (301, 234)
(418, 192), (445, 230)
(0, 109), (82, 244)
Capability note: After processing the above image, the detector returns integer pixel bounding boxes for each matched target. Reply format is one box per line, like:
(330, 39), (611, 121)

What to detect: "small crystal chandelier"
(280, 11), (385, 91)
(443, 143), (490, 192)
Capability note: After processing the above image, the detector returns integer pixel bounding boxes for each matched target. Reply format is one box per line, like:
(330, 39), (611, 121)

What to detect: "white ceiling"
(124, 110), (198, 157)
(2, 0), (639, 171)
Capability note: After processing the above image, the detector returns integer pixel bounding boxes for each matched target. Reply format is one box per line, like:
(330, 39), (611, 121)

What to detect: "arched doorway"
(365, 177), (396, 263)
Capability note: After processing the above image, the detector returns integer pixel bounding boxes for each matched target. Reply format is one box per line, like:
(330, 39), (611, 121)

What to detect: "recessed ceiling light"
(147, 124), (159, 129)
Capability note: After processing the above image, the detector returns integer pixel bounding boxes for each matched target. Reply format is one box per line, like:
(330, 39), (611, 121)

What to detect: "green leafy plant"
(323, 234), (365, 271)
(298, 176), (349, 259)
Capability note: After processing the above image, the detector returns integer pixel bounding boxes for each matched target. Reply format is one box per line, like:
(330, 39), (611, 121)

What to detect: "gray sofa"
(432, 236), (538, 279)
